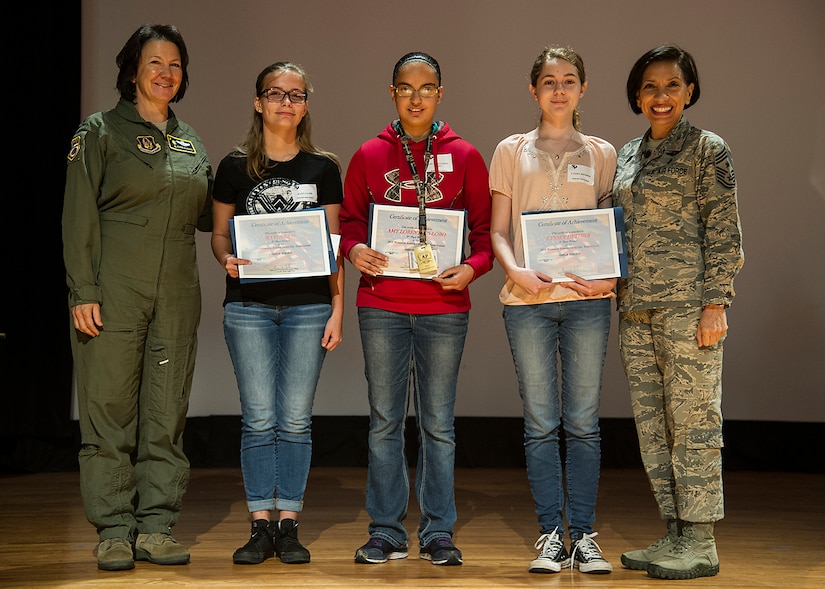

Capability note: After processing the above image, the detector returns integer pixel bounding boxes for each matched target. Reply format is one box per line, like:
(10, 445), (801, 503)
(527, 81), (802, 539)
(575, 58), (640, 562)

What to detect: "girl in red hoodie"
(340, 51), (493, 567)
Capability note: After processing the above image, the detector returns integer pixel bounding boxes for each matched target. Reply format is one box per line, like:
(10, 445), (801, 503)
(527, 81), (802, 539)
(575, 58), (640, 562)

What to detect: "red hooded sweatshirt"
(340, 121), (493, 314)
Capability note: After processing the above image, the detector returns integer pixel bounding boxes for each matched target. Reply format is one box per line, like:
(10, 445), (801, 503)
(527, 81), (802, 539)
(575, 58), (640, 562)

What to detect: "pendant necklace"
(541, 130), (576, 160)
(539, 131), (576, 209)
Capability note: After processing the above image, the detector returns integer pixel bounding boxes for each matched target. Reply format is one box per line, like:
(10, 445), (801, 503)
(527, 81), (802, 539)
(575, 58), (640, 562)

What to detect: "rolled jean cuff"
(275, 498), (304, 513)
(247, 498), (276, 513)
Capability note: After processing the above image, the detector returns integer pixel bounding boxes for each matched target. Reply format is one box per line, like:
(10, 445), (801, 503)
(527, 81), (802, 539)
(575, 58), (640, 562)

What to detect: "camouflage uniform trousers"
(619, 306), (724, 523)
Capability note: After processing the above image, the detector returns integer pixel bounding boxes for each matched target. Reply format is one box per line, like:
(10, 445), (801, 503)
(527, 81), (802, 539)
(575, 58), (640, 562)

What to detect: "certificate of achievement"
(521, 207), (627, 281)
(233, 209), (334, 280)
(368, 204), (466, 279)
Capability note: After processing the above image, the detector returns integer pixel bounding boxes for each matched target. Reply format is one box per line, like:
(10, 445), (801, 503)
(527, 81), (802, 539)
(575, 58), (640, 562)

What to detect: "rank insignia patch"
(167, 134), (197, 154)
(67, 135), (81, 162)
(715, 147), (736, 190)
(137, 135), (162, 154)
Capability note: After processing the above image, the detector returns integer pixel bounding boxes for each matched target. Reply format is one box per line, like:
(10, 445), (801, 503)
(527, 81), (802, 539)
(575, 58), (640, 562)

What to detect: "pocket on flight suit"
(146, 337), (196, 419)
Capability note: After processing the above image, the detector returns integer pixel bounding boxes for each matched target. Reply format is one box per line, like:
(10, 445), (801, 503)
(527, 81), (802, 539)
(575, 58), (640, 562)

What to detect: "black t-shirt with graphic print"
(213, 150), (343, 307)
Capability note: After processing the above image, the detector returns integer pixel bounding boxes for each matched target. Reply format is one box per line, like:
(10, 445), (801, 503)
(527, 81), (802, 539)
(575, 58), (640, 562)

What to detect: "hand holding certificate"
(368, 204), (467, 279)
(232, 209), (336, 280)
(521, 207), (627, 281)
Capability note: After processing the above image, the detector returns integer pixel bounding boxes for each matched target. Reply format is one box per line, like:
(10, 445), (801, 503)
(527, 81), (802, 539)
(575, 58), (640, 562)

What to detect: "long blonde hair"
(237, 61), (340, 180)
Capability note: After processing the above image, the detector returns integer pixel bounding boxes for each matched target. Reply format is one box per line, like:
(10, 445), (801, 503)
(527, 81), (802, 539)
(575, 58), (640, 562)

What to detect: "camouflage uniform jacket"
(613, 117), (743, 312)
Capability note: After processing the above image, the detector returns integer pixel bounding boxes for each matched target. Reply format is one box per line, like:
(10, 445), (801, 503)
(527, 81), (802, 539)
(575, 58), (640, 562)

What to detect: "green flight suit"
(62, 99), (212, 541)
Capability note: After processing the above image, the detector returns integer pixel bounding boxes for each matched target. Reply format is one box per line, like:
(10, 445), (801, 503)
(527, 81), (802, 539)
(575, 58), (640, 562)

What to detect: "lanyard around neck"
(396, 121), (435, 244)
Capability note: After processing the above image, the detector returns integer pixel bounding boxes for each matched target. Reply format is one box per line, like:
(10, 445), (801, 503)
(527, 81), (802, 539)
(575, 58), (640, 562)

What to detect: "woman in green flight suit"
(62, 23), (212, 572)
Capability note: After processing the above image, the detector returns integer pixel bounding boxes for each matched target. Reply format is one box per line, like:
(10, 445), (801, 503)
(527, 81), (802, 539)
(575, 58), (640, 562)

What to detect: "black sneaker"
(570, 532), (613, 574)
(528, 528), (570, 573)
(233, 519), (275, 564)
(354, 537), (409, 564)
(419, 537), (463, 566)
(274, 519), (311, 564)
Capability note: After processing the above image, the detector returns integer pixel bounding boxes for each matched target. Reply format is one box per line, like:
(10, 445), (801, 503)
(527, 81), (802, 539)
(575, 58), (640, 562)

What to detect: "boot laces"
(669, 535), (693, 556)
(649, 534), (674, 551)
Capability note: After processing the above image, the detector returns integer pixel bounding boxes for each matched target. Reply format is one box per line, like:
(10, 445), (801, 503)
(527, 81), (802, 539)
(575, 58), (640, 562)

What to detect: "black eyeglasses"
(259, 87), (308, 104)
(392, 84), (441, 98)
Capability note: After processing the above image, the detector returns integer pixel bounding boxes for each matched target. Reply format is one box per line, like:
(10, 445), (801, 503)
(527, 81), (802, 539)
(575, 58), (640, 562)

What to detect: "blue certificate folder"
(520, 207), (628, 280)
(229, 208), (337, 283)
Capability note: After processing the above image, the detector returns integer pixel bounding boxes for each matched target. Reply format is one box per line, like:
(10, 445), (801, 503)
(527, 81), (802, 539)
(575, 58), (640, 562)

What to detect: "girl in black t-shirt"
(210, 61), (344, 566)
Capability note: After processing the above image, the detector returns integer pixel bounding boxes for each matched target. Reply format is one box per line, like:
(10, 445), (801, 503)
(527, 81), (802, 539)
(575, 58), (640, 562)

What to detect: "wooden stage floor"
(0, 467), (822, 588)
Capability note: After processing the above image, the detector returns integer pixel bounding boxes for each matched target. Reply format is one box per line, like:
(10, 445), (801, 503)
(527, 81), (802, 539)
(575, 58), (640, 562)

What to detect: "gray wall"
(80, 0), (825, 422)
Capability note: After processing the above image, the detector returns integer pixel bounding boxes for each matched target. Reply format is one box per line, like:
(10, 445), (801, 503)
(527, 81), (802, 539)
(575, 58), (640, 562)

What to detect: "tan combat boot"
(97, 537), (134, 571)
(646, 522), (719, 580)
(620, 518), (680, 570)
(134, 532), (190, 565)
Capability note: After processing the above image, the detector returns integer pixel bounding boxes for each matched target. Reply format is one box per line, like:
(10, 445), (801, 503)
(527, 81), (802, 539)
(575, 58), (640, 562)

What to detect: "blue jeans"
(223, 302), (331, 513)
(503, 298), (611, 540)
(358, 307), (468, 548)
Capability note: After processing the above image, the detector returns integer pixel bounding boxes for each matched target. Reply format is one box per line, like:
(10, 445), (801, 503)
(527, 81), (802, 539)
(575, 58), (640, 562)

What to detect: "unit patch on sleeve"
(167, 134), (197, 155)
(67, 135), (81, 162)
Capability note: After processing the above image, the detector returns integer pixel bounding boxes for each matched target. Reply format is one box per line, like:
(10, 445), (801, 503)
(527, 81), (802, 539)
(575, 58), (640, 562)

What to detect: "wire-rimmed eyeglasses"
(392, 84), (441, 99)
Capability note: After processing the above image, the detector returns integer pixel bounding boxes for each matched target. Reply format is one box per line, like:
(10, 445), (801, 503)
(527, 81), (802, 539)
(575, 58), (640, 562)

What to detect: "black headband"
(392, 52), (441, 85)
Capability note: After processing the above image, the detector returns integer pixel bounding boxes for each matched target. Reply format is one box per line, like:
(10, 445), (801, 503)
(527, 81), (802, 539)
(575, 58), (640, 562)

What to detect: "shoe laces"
(278, 522), (303, 548)
(248, 528), (271, 547)
(570, 532), (604, 567)
(250, 521), (268, 539)
(429, 537), (455, 550)
(534, 527), (565, 559)
(365, 537), (387, 549)
(145, 533), (177, 545)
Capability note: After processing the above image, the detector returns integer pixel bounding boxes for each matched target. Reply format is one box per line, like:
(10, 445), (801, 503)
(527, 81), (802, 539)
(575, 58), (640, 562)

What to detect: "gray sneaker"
(97, 537), (134, 571)
(570, 532), (612, 574)
(528, 528), (569, 574)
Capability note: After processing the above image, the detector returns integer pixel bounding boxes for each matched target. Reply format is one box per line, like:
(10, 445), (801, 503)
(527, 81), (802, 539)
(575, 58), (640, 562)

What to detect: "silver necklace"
(537, 131), (576, 208)
(540, 131), (576, 160)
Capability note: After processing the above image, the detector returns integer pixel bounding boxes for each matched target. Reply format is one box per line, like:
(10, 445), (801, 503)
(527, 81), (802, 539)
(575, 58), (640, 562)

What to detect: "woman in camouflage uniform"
(613, 45), (744, 580)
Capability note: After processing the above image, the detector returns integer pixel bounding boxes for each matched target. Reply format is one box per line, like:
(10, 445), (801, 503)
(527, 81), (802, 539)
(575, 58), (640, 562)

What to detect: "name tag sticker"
(294, 184), (318, 202)
(567, 164), (594, 185)
(427, 153), (453, 173)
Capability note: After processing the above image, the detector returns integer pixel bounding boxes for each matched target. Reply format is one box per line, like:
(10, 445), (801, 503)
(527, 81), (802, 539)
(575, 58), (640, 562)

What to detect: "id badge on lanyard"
(398, 123), (438, 275)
